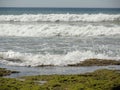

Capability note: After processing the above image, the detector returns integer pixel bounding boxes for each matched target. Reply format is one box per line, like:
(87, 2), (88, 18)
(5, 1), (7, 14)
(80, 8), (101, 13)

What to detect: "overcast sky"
(0, 0), (120, 8)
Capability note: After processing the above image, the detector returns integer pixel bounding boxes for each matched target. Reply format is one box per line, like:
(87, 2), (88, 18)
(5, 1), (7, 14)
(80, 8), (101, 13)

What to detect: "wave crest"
(0, 24), (120, 37)
(0, 50), (117, 66)
(0, 14), (120, 22)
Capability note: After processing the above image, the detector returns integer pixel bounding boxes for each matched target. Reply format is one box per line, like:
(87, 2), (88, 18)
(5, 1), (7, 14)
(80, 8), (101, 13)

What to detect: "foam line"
(0, 14), (120, 22)
(0, 50), (118, 66)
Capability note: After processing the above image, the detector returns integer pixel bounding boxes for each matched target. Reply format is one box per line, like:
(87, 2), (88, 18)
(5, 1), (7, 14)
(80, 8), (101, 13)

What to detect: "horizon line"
(0, 7), (120, 9)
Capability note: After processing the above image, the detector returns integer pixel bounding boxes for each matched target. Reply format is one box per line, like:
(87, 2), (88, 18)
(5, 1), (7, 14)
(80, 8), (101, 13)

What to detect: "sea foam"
(0, 14), (120, 22)
(0, 50), (118, 66)
(0, 24), (120, 37)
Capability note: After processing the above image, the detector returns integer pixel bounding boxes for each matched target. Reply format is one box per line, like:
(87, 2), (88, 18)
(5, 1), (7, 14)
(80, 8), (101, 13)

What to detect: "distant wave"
(0, 24), (120, 37)
(0, 13), (120, 22)
(0, 50), (117, 67)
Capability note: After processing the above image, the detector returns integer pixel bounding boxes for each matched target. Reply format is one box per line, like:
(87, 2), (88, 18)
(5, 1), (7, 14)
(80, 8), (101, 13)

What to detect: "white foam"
(0, 23), (120, 37)
(0, 14), (120, 22)
(0, 50), (118, 66)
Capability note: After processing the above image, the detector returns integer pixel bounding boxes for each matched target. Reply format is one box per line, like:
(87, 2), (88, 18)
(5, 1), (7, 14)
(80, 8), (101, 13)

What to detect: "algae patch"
(0, 69), (120, 90)
(68, 59), (120, 66)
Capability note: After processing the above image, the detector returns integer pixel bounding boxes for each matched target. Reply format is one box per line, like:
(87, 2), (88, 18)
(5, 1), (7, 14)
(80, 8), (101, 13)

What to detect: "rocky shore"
(68, 59), (120, 66)
(0, 67), (120, 90)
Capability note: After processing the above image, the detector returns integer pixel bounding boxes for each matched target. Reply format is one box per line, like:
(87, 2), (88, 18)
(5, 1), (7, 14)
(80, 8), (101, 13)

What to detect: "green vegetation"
(68, 59), (120, 66)
(0, 68), (120, 90)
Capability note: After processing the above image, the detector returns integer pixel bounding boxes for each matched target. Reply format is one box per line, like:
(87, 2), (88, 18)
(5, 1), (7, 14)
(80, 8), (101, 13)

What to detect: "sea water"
(0, 8), (120, 67)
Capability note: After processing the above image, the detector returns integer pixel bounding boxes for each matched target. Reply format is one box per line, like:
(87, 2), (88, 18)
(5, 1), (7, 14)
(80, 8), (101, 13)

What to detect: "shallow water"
(1, 64), (120, 78)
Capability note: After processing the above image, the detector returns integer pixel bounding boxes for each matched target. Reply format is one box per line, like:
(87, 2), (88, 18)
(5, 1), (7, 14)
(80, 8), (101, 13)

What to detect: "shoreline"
(0, 59), (120, 90)
(0, 68), (120, 90)
(0, 59), (120, 78)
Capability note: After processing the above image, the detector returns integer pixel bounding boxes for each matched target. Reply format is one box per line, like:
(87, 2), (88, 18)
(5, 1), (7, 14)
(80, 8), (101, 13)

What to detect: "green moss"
(0, 69), (120, 90)
(68, 59), (120, 66)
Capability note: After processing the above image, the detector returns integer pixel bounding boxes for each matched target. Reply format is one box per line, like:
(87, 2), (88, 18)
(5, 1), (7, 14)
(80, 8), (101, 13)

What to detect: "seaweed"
(0, 69), (120, 90)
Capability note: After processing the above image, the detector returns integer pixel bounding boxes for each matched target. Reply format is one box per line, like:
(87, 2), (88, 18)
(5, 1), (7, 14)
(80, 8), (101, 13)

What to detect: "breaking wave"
(0, 13), (120, 22)
(0, 50), (118, 67)
(0, 24), (120, 37)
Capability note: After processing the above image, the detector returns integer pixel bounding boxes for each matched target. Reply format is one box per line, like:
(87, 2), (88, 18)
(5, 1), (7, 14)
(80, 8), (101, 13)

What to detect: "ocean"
(0, 8), (120, 67)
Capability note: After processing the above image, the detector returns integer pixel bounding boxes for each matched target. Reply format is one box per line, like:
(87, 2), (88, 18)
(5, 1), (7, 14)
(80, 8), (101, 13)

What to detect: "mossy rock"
(68, 59), (120, 66)
(0, 69), (120, 90)
(0, 68), (19, 77)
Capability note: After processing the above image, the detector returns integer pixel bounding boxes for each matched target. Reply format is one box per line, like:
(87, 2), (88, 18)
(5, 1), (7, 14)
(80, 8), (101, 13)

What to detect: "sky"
(0, 0), (120, 8)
